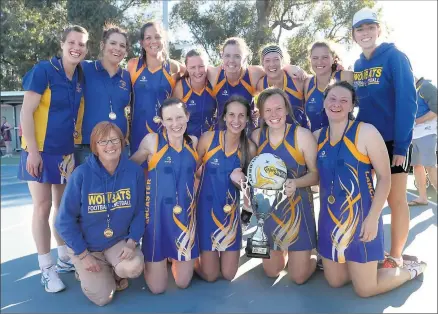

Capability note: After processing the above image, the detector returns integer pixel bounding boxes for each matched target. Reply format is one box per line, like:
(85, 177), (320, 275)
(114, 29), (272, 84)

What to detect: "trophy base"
(245, 238), (270, 259)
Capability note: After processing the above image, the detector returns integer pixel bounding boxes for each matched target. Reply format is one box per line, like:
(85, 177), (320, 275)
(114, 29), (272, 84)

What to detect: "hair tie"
(262, 45), (283, 59)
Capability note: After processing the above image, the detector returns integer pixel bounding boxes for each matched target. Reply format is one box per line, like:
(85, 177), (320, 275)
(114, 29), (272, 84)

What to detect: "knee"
(116, 256), (143, 279)
(221, 268), (237, 281)
(175, 276), (193, 289)
(203, 271), (219, 282)
(289, 272), (309, 285)
(353, 286), (374, 298)
(263, 266), (282, 278)
(83, 285), (115, 306)
(325, 275), (347, 289)
(92, 294), (114, 307)
(34, 201), (52, 219)
(144, 273), (167, 295)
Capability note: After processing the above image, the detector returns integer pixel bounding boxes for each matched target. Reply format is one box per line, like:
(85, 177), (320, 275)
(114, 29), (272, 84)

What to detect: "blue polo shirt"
(76, 60), (131, 145)
(22, 57), (83, 155)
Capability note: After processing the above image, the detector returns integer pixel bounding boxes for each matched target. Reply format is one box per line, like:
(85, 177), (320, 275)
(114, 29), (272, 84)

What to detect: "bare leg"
(262, 250), (287, 277)
(144, 260), (168, 294)
(412, 165), (428, 203)
(220, 251), (240, 281)
(387, 173), (409, 259)
(51, 184), (66, 246)
(425, 166), (437, 191)
(29, 182), (53, 255)
(171, 259), (195, 289)
(195, 251), (220, 282)
(287, 250), (316, 284)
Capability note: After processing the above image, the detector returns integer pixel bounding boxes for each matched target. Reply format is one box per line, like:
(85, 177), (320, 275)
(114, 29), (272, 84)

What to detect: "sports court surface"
(1, 157), (437, 313)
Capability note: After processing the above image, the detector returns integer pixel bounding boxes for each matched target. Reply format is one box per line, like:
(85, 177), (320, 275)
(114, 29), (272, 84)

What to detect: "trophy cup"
(240, 153), (288, 259)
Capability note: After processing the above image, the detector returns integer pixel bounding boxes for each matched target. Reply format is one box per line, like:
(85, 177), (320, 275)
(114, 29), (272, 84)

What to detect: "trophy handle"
(240, 177), (252, 208)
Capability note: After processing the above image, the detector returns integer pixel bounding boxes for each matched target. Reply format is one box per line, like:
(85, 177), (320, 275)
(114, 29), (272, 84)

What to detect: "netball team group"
(18, 7), (427, 306)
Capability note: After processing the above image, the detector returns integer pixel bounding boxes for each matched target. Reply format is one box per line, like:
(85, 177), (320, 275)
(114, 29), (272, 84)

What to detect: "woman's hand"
(359, 213), (379, 242)
(284, 179), (297, 197)
(291, 66), (307, 81)
(119, 240), (136, 260)
(26, 151), (43, 178)
(82, 254), (101, 272)
(230, 168), (246, 186)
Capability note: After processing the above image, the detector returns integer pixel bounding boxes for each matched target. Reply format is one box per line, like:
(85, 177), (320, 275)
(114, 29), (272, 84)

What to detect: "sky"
(161, 0), (437, 84)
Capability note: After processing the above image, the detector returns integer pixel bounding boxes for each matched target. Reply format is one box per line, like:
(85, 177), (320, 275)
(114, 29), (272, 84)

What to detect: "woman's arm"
(358, 123), (391, 242)
(171, 80), (184, 100)
(363, 124), (391, 218)
(130, 133), (156, 165)
(294, 127), (319, 188)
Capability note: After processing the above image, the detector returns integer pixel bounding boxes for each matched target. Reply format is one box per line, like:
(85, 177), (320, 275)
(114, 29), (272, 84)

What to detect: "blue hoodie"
(353, 43), (417, 156)
(55, 153), (145, 255)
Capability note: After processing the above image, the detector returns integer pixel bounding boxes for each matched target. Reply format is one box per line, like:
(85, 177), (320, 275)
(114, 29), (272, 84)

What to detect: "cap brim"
(353, 19), (379, 28)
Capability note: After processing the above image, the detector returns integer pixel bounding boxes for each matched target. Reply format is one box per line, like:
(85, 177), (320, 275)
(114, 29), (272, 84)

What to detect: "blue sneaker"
(56, 257), (75, 273)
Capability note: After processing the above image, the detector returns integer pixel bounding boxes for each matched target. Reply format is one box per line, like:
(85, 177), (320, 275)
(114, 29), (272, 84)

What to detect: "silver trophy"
(240, 153), (288, 258)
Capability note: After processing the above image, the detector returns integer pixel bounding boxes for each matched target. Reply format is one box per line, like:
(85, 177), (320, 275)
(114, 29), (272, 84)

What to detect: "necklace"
(168, 132), (185, 214)
(152, 63), (166, 125)
(98, 61), (118, 120)
(222, 131), (240, 213)
(103, 171), (118, 238)
(327, 120), (350, 205)
(59, 58), (80, 138)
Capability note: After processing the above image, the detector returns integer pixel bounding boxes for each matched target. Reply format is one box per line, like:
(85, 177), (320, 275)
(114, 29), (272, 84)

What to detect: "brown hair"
(61, 25), (89, 83)
(309, 41), (340, 74)
(323, 81), (357, 120)
(139, 21), (168, 67)
(101, 23), (129, 51)
(159, 98), (192, 145)
(221, 95), (252, 172)
(90, 122), (125, 155)
(256, 87), (297, 131)
(176, 48), (208, 83)
(221, 37), (251, 65)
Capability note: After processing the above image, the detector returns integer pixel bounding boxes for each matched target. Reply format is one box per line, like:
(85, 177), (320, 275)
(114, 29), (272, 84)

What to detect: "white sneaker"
(41, 265), (66, 293)
(404, 260), (427, 279)
(56, 257), (75, 273)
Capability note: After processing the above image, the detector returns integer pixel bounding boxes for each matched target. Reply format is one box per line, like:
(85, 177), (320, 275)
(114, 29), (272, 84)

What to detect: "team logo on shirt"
(188, 100), (196, 106)
(165, 156), (172, 164)
(318, 150), (327, 159)
(119, 79), (128, 91)
(210, 158), (220, 166)
(308, 97), (316, 104)
(87, 188), (132, 213)
(354, 67), (382, 87)
(222, 90), (229, 96)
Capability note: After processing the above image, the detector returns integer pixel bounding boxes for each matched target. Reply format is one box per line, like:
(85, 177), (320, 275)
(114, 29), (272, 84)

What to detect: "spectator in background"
(408, 77), (437, 206)
(1, 116), (13, 158)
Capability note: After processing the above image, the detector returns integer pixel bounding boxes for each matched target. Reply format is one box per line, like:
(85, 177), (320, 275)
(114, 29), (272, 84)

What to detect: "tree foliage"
(1, 0), (153, 90)
(171, 0), (378, 68)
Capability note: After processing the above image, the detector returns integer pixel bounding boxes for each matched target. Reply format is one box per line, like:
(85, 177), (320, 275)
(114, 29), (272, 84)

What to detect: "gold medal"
(173, 204), (182, 214)
(104, 228), (114, 238)
(109, 111), (117, 120)
(153, 116), (161, 123)
(124, 106), (131, 118)
(223, 204), (232, 213)
(328, 195), (336, 204)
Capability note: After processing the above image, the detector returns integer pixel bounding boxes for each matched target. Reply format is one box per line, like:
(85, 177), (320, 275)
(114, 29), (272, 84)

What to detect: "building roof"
(1, 91), (25, 106)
